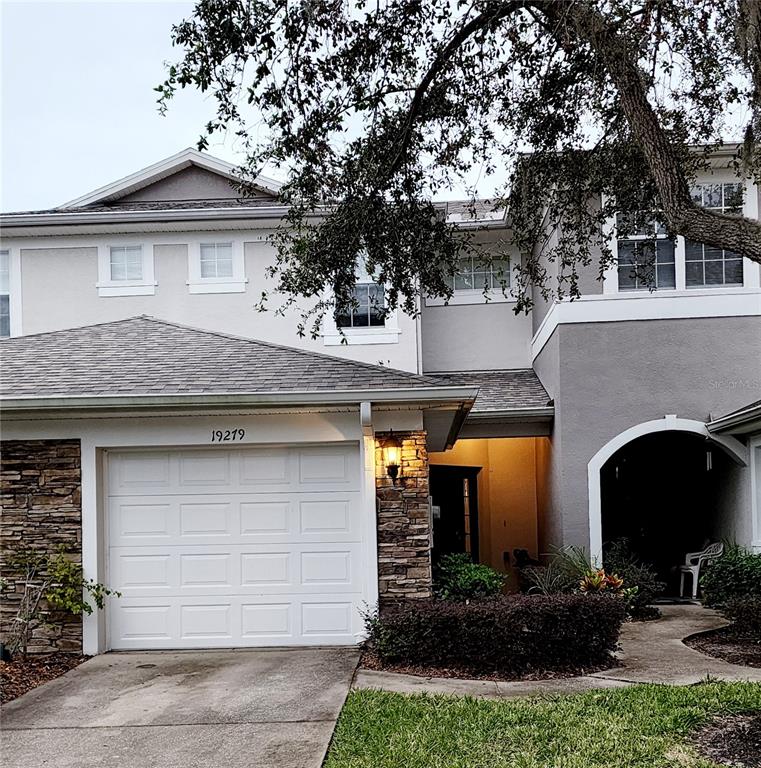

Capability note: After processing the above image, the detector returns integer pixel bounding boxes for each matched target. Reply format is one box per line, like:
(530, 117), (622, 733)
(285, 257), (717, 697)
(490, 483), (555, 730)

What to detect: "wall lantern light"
(382, 430), (402, 483)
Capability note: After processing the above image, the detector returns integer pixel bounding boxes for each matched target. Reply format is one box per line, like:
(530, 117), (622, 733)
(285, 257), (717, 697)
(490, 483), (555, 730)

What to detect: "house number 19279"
(211, 429), (246, 442)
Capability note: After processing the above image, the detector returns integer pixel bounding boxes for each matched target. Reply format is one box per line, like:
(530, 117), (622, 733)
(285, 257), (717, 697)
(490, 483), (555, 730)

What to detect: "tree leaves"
(158, 0), (761, 325)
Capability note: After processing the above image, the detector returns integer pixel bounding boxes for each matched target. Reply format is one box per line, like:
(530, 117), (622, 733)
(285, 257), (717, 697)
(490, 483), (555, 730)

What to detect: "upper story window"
(616, 213), (675, 291)
(685, 183), (745, 288)
(425, 253), (513, 306)
(97, 242), (156, 297)
(336, 282), (385, 328)
(109, 245), (143, 281)
(0, 249), (10, 337)
(691, 182), (744, 215)
(200, 242), (234, 278)
(450, 256), (510, 292)
(188, 239), (246, 293)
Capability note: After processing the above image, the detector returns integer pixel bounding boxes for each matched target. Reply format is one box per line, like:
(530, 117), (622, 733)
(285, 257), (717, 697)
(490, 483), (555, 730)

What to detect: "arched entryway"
(588, 417), (748, 581)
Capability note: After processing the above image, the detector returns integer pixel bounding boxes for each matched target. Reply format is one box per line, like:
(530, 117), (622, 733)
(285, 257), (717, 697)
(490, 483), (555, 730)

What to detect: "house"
(1, 148), (759, 655)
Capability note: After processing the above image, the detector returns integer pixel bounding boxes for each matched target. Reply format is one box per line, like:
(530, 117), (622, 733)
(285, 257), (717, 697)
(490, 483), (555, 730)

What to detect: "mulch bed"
(684, 626), (761, 668)
(360, 648), (619, 682)
(691, 712), (761, 768)
(1, 652), (88, 704)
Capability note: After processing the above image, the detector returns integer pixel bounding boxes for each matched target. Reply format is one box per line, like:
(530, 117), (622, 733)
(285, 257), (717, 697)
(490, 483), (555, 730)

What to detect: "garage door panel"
(179, 501), (233, 537)
(110, 594), (363, 649)
(241, 551), (291, 586)
(110, 502), (175, 542)
(180, 553), (232, 587)
(240, 500), (291, 535)
(241, 603), (292, 639)
(239, 449), (291, 486)
(107, 444), (364, 649)
(297, 446), (359, 490)
(109, 453), (172, 494)
(180, 604), (233, 640)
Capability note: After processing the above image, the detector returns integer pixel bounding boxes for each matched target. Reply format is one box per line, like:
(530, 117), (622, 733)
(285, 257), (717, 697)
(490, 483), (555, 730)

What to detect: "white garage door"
(107, 444), (365, 649)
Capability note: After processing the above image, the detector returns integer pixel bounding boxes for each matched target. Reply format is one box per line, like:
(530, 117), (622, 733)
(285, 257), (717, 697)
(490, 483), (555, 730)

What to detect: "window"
(97, 243), (155, 296)
(0, 250), (9, 337)
(685, 241), (743, 287)
(685, 183), (744, 288)
(336, 282), (385, 328)
(187, 239), (246, 293)
(200, 242), (234, 279)
(616, 212), (676, 291)
(691, 182), (744, 215)
(109, 245), (143, 281)
(450, 256), (510, 292)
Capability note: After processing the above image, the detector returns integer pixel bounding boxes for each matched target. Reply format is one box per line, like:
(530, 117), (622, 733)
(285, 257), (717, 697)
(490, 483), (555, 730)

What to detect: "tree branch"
(560, 1), (761, 262)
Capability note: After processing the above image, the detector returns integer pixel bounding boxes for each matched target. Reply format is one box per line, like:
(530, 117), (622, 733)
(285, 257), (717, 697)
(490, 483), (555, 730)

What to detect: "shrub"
(721, 595), (761, 643)
(520, 546), (595, 596)
(365, 594), (625, 676)
(434, 553), (506, 601)
(722, 595), (761, 639)
(2, 546), (119, 657)
(604, 539), (665, 620)
(700, 546), (761, 607)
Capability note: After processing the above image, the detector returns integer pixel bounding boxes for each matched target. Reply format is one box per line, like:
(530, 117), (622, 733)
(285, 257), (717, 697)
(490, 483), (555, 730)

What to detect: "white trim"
(531, 287), (761, 360)
(321, 278), (402, 346)
(751, 437), (761, 552)
(425, 290), (516, 307)
(187, 237), (247, 294)
(359, 405), (379, 618)
(60, 148), (281, 208)
(0, 246), (23, 336)
(587, 415), (749, 564)
(96, 241), (157, 297)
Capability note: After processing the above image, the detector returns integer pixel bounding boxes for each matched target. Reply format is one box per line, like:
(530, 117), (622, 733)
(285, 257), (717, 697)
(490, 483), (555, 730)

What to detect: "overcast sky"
(1, 0), (252, 212)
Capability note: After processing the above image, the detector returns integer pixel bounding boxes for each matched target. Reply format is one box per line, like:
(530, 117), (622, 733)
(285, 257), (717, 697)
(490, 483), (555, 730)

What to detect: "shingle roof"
(0, 317), (448, 399)
(431, 369), (551, 413)
(2, 199), (281, 216)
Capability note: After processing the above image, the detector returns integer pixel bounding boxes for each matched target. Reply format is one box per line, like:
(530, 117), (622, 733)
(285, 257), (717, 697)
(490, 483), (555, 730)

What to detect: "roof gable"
(60, 149), (282, 209)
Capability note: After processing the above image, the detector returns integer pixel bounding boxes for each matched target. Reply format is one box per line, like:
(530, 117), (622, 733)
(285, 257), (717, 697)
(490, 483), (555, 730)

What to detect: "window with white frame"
(97, 242), (155, 297)
(109, 245), (143, 281)
(200, 242), (234, 278)
(450, 256), (510, 292)
(0, 250), (10, 337)
(336, 282), (385, 328)
(616, 212), (676, 291)
(187, 239), (246, 293)
(685, 182), (744, 288)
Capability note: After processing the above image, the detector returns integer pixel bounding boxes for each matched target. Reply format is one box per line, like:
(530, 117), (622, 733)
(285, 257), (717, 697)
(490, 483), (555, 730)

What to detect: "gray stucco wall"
(534, 315), (761, 551)
(118, 166), (271, 202)
(18, 242), (420, 371)
(421, 300), (532, 371)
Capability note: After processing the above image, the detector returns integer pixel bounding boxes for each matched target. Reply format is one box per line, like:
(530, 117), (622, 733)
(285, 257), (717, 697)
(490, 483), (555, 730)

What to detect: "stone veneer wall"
(375, 430), (432, 604)
(0, 440), (83, 653)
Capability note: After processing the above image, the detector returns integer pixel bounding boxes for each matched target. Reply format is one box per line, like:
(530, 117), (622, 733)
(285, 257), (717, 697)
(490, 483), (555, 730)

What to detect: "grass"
(324, 681), (761, 768)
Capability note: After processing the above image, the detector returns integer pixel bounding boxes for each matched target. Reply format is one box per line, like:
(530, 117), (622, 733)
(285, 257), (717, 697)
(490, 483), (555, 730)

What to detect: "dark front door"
(429, 465), (481, 563)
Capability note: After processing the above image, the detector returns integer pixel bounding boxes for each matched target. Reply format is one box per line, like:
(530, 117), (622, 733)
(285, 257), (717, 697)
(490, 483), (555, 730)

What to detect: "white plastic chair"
(679, 542), (724, 599)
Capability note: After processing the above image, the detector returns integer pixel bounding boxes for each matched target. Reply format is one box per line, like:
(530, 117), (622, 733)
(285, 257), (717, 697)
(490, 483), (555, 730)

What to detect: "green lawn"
(324, 682), (761, 768)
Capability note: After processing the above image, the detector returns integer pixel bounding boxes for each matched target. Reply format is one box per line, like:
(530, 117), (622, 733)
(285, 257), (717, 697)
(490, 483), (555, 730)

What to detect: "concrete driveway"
(1, 647), (360, 768)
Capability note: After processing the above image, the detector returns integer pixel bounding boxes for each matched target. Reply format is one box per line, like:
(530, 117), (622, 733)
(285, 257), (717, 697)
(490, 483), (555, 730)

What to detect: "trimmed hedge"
(365, 594), (626, 676)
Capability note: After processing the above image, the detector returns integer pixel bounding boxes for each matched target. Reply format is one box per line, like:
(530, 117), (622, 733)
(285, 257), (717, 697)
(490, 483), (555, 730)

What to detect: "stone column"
(375, 430), (432, 604)
(1, 440), (83, 653)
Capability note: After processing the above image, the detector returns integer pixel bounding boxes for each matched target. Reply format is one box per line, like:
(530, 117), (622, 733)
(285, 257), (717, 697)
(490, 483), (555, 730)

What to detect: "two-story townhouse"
(1, 147), (759, 656)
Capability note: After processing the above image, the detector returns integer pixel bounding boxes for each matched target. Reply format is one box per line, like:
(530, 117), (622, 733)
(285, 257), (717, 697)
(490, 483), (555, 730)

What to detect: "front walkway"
(2, 647), (360, 768)
(353, 604), (761, 699)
